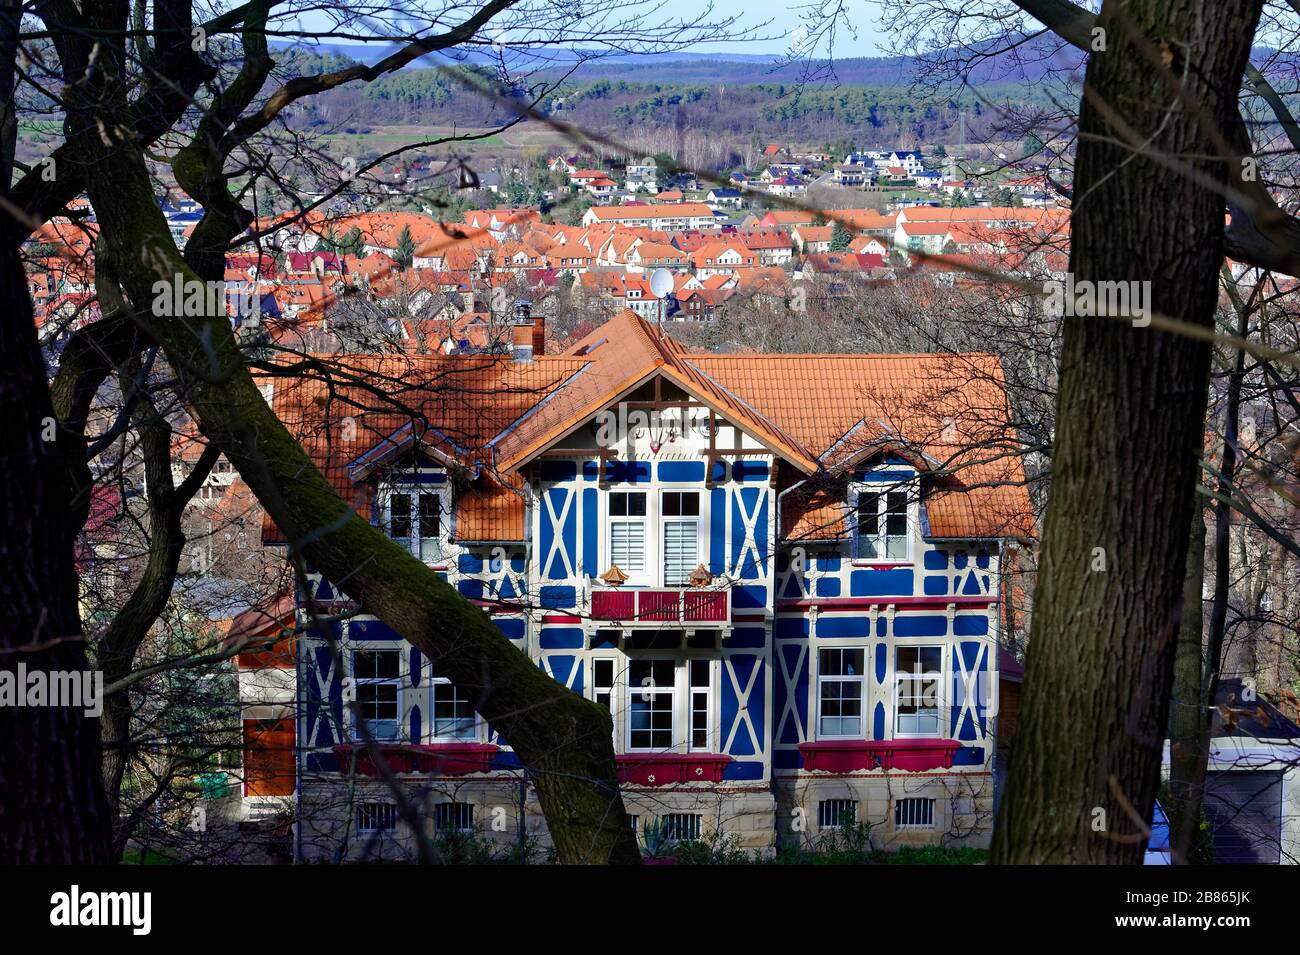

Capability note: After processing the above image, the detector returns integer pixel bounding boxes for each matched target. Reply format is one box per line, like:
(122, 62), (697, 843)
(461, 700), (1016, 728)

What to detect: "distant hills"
(270, 38), (1296, 87)
(267, 40), (1083, 86)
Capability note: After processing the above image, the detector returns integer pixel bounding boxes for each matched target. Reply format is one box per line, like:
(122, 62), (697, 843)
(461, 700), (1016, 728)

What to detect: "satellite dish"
(649, 268), (674, 298)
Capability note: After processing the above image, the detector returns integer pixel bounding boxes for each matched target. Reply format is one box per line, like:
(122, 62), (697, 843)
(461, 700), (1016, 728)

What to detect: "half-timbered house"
(250, 309), (1031, 859)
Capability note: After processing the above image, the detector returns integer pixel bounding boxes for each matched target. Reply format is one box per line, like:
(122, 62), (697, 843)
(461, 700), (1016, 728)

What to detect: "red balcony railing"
(590, 587), (729, 625)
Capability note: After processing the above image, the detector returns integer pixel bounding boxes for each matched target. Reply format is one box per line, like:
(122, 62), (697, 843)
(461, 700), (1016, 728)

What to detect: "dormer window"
(851, 483), (913, 562)
(379, 475), (446, 564)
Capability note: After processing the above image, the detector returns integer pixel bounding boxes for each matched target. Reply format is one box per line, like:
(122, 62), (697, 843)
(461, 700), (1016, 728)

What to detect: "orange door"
(243, 718), (296, 796)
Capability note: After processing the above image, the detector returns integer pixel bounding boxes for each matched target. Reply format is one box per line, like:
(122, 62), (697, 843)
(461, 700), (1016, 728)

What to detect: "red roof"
(265, 311), (1032, 544)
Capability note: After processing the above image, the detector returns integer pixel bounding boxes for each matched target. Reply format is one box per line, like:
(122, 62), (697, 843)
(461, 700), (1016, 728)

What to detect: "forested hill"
(280, 48), (1058, 148)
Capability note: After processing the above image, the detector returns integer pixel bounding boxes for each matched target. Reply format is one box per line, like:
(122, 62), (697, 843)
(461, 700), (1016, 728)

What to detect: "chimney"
(531, 314), (545, 356)
(511, 321), (534, 362)
(511, 299), (540, 361)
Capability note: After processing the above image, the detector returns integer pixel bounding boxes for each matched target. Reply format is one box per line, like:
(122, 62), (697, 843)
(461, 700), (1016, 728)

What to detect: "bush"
(882, 845), (987, 865)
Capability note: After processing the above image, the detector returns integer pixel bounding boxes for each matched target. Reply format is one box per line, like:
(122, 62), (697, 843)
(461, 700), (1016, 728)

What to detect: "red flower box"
(798, 739), (961, 773)
(332, 742), (499, 776)
(616, 753), (732, 786)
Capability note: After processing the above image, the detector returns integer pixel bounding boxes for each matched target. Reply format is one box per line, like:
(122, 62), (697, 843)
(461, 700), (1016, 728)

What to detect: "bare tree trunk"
(1167, 494), (1210, 862)
(0, 238), (113, 863)
(1167, 292), (1249, 861)
(990, 0), (1263, 863)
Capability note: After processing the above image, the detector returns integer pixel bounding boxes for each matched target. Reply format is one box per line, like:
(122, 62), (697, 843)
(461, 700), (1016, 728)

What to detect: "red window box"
(616, 753), (732, 786)
(332, 742), (498, 776)
(798, 739), (961, 773)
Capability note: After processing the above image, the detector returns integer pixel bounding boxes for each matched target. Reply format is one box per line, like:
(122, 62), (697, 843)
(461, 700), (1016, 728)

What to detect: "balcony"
(589, 586), (729, 625)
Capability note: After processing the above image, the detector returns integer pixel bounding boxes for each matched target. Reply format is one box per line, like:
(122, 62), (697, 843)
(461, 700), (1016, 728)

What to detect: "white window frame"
(687, 657), (714, 753)
(429, 677), (481, 742)
(660, 489), (702, 587)
(626, 657), (678, 752)
(606, 490), (650, 585)
(350, 647), (403, 742)
(816, 646), (867, 740)
(609, 655), (718, 754)
(378, 472), (448, 566)
(893, 643), (946, 739)
(590, 654), (620, 748)
(850, 482), (914, 564)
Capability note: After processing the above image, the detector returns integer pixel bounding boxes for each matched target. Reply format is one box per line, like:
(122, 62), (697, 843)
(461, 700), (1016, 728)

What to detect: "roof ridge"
(691, 352), (1002, 361)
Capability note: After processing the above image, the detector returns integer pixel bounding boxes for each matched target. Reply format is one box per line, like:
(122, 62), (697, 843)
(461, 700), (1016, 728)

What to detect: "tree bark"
(1166, 494), (1210, 862)
(990, 0), (1263, 863)
(1166, 293), (1249, 862)
(0, 237), (113, 863)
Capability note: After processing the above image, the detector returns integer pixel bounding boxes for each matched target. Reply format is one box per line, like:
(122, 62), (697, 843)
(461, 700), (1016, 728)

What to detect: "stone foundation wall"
(773, 771), (995, 852)
(295, 774), (778, 861)
(293, 771), (990, 860)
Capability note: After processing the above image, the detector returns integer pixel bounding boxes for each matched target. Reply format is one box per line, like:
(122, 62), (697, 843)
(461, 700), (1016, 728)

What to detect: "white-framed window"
(817, 647), (865, 739)
(352, 648), (401, 741)
(434, 802), (475, 833)
(852, 486), (911, 561)
(431, 678), (478, 741)
(661, 813), (702, 842)
(689, 658), (712, 751)
(661, 490), (701, 586)
(895, 645), (944, 737)
(619, 656), (715, 753)
(592, 656), (617, 738)
(895, 797), (935, 829)
(379, 477), (445, 564)
(818, 798), (858, 830)
(628, 657), (676, 751)
(608, 491), (647, 578)
(356, 802), (397, 833)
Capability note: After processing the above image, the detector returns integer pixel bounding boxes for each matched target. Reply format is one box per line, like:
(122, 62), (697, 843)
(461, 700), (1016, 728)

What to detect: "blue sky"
(287, 2), (891, 61)
(683, 0), (888, 57)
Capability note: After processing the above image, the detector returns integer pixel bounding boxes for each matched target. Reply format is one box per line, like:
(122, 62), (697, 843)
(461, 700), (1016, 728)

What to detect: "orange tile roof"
(825, 209), (896, 231)
(492, 311), (811, 473)
(794, 225), (833, 243)
(762, 210), (817, 227)
(588, 202), (713, 221)
(900, 222), (955, 236)
(267, 312), (1032, 543)
(900, 206), (1066, 225)
(691, 352), (1031, 539)
(262, 354), (588, 543)
(689, 242), (757, 268)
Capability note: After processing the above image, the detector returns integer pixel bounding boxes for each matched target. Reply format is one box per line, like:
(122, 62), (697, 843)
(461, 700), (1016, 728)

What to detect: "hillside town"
(28, 123), (1300, 873)
(31, 144), (1069, 350)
